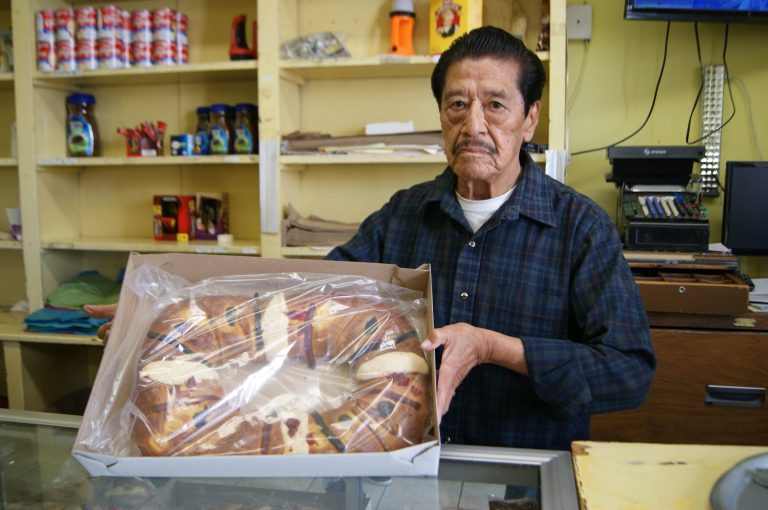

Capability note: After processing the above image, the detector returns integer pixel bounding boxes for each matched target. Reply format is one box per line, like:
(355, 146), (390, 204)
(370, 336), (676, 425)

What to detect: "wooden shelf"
(281, 153), (446, 166)
(279, 52), (549, 82)
(0, 239), (22, 250)
(0, 312), (102, 346)
(282, 153), (544, 166)
(0, 157), (17, 167)
(281, 246), (333, 258)
(32, 60), (258, 87)
(41, 237), (261, 256)
(37, 155), (259, 167)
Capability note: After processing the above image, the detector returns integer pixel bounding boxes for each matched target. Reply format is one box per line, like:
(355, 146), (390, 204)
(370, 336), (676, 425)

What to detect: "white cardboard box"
(72, 252), (439, 477)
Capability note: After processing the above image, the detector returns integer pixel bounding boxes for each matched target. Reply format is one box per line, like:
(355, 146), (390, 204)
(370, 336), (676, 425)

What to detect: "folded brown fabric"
(283, 204), (360, 247)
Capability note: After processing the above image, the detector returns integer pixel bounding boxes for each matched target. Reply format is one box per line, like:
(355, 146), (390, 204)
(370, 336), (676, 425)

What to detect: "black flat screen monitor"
(722, 161), (768, 255)
(625, 1), (768, 23)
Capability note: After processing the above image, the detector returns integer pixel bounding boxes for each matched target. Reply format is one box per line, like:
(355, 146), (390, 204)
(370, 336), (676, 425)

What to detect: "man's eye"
(448, 100), (466, 109)
(488, 101), (505, 110)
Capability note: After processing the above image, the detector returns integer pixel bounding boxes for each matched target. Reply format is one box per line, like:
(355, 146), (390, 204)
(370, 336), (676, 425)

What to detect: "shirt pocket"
(486, 273), (568, 338)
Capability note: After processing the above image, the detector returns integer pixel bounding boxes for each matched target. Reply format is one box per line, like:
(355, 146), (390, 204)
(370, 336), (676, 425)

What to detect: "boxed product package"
(72, 252), (439, 477)
(195, 192), (229, 240)
(429, 0), (483, 54)
(153, 195), (196, 241)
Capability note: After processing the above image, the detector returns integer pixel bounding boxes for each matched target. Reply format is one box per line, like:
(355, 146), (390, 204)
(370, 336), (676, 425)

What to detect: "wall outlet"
(567, 4), (592, 41)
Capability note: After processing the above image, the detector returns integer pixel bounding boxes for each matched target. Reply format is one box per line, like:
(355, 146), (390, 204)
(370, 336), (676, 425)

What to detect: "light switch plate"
(567, 4), (592, 41)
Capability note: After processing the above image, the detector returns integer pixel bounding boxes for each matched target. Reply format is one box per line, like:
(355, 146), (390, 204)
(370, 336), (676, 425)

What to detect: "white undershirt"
(456, 186), (516, 233)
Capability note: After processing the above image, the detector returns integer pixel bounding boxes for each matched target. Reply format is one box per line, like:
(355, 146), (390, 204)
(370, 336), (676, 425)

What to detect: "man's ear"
(523, 100), (541, 142)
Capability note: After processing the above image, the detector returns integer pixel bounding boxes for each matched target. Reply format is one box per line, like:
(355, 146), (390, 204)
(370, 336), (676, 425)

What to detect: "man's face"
(439, 57), (540, 199)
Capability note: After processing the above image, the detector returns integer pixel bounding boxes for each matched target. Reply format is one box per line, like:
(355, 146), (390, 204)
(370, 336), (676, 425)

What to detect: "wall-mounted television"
(625, 1), (768, 23)
(721, 161), (768, 255)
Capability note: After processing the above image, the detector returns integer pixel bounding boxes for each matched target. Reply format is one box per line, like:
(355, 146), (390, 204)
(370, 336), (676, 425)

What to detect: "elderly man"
(326, 26), (655, 450)
(87, 26), (655, 453)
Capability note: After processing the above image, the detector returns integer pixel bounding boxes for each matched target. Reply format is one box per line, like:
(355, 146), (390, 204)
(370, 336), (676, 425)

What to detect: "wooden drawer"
(591, 328), (768, 445)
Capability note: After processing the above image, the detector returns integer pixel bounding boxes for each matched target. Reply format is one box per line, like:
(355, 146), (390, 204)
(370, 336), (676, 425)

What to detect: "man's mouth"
(453, 140), (496, 156)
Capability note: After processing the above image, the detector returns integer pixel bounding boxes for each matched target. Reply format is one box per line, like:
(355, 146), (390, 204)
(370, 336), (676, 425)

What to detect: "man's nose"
(462, 101), (486, 135)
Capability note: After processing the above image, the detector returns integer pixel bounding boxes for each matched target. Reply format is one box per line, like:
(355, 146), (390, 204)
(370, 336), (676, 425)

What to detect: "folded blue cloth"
(24, 307), (109, 336)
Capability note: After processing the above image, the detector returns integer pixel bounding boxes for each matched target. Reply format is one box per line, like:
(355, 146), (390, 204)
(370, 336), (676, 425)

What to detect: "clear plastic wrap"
(76, 264), (433, 457)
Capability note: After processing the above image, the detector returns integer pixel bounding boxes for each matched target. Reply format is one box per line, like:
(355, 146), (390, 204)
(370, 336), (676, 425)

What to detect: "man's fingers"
(420, 329), (444, 351)
(96, 321), (112, 342)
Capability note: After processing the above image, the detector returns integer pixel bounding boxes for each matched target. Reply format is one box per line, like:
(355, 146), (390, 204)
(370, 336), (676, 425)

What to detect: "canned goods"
(55, 39), (76, 71)
(97, 5), (122, 38)
(36, 10), (55, 37)
(122, 9), (131, 67)
(151, 40), (176, 65)
(75, 6), (97, 41)
(176, 12), (188, 35)
(131, 9), (152, 31)
(97, 36), (124, 69)
(36, 39), (56, 72)
(76, 38), (97, 71)
(152, 8), (175, 30)
(177, 42), (189, 64)
(54, 9), (75, 42)
(131, 41), (152, 67)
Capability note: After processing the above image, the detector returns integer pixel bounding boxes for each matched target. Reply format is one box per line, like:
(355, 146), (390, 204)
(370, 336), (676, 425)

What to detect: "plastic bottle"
(193, 106), (210, 155)
(389, 0), (415, 56)
(208, 104), (232, 155)
(66, 93), (100, 156)
(233, 103), (258, 154)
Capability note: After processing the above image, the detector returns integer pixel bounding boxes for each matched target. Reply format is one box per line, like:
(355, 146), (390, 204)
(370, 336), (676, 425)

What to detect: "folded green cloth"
(46, 270), (121, 309)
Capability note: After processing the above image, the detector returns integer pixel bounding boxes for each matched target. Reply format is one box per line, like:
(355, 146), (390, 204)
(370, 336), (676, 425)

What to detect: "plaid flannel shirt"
(327, 153), (656, 450)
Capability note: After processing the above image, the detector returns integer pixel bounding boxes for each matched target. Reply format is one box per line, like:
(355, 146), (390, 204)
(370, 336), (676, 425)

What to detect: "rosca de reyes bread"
(129, 277), (432, 456)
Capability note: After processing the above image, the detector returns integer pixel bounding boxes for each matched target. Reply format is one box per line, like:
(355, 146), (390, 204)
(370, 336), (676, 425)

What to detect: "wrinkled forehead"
(441, 57), (522, 99)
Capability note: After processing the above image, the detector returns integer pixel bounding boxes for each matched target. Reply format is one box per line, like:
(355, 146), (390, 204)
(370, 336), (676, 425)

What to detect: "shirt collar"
(503, 152), (558, 227)
(427, 152), (558, 228)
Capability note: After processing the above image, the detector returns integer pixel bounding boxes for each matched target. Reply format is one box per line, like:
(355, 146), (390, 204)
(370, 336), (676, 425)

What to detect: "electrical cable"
(567, 40), (590, 114)
(571, 22), (671, 157)
(685, 23), (736, 145)
(730, 75), (765, 161)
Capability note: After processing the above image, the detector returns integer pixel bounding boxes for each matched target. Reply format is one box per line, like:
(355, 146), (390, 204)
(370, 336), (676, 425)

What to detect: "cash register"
(606, 145), (708, 252)
(606, 146), (751, 315)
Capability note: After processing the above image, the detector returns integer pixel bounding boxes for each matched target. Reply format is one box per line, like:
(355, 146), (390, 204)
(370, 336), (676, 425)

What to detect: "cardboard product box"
(194, 192), (229, 240)
(429, 0), (483, 55)
(152, 195), (196, 241)
(72, 253), (439, 477)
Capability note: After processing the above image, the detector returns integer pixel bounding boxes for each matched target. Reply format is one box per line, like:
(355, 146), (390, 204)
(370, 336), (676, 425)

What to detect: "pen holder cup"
(126, 137), (163, 157)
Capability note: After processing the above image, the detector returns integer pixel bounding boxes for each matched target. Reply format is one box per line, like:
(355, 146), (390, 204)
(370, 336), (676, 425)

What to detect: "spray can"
(389, 0), (415, 56)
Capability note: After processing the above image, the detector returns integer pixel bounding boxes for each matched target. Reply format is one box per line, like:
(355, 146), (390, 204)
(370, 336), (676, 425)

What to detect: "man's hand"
(421, 323), (528, 421)
(83, 303), (118, 342)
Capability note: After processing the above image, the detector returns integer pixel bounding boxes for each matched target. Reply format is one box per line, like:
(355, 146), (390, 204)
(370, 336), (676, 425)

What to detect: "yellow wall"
(565, 0), (767, 277)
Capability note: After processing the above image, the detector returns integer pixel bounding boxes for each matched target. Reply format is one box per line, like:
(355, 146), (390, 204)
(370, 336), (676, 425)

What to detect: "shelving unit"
(2, 0), (566, 411)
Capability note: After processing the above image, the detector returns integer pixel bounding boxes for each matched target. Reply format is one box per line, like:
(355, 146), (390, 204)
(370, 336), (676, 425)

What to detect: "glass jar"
(208, 104), (232, 155)
(233, 103), (258, 155)
(66, 93), (100, 157)
(193, 106), (210, 155)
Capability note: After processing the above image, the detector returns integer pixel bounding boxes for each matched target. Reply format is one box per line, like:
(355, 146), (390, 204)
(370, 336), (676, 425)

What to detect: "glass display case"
(0, 409), (578, 509)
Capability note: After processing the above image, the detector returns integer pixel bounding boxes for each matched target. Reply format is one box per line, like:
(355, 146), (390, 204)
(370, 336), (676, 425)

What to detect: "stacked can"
(122, 9), (131, 68)
(54, 8), (76, 71)
(75, 6), (98, 71)
(130, 9), (152, 67)
(152, 8), (176, 65)
(96, 5), (124, 69)
(177, 12), (189, 65)
(35, 10), (56, 72)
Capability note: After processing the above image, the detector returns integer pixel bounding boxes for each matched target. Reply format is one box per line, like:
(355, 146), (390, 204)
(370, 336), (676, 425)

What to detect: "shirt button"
(460, 291), (469, 301)
(468, 240), (476, 248)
